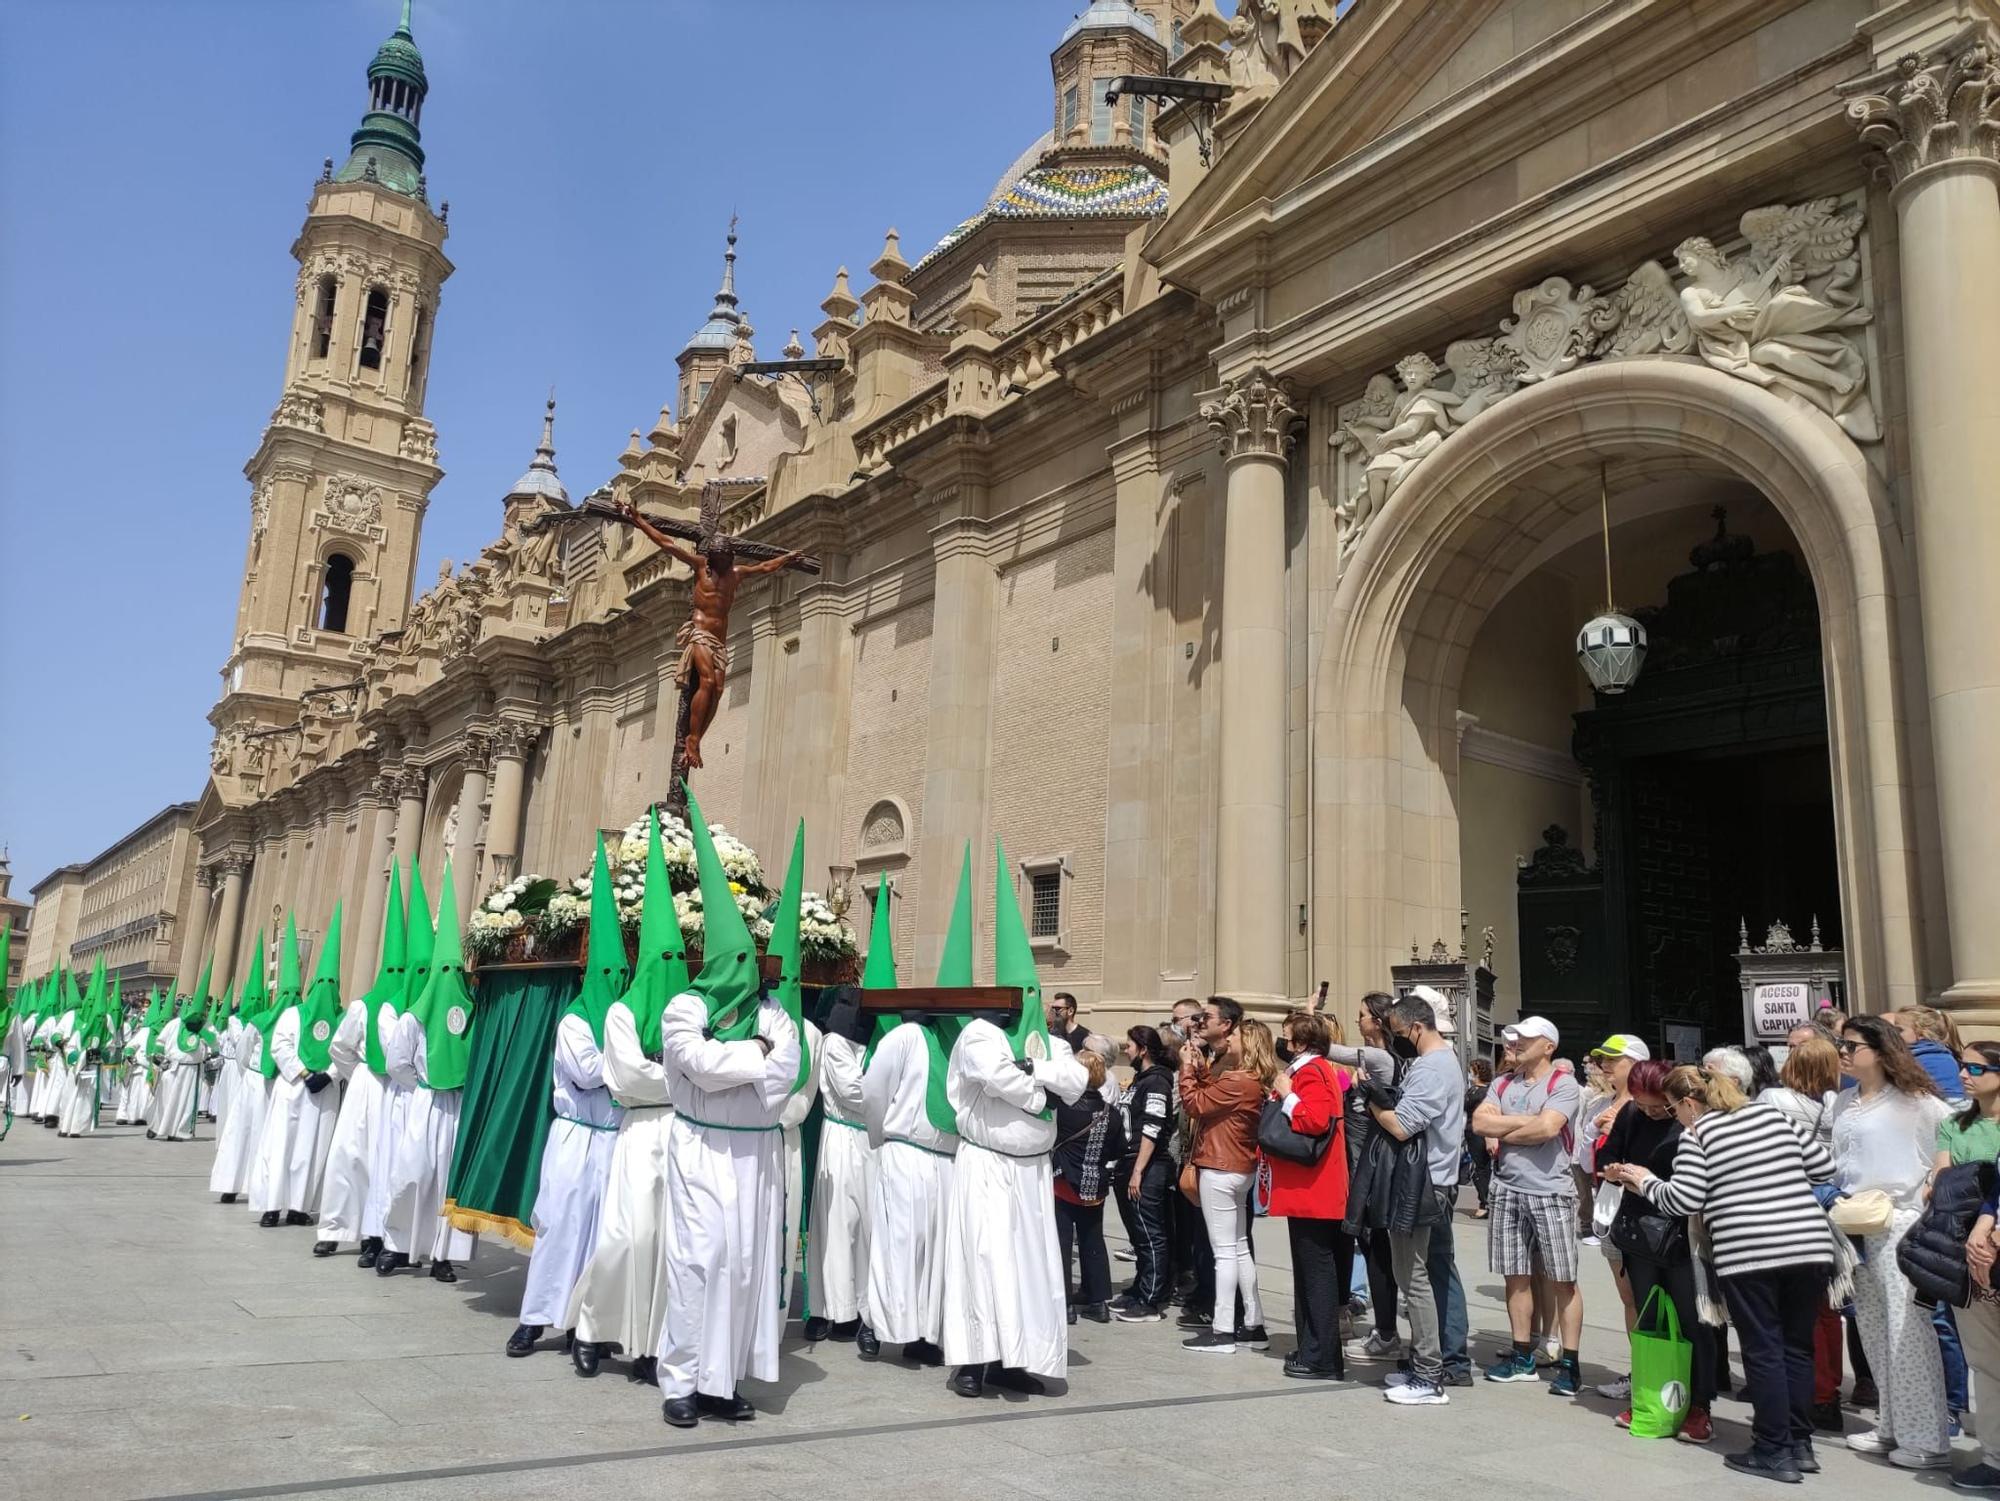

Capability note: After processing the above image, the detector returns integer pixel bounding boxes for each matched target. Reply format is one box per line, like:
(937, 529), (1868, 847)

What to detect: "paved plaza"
(3, 1123), (1907, 1501)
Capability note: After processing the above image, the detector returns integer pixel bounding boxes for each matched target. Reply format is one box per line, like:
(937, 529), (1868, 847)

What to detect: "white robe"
(381, 1013), (474, 1261)
(655, 993), (800, 1400)
(363, 999), (408, 1241)
(565, 1000), (674, 1354)
(209, 1028), (271, 1195)
(861, 1021), (960, 1344)
(520, 1013), (622, 1328)
(46, 1010), (82, 1132)
(153, 1020), (208, 1141)
(250, 1009), (341, 1215)
(56, 1031), (102, 1138)
(778, 1020), (822, 1316)
(28, 1014), (59, 1118)
(212, 1018), (242, 1136)
(807, 1032), (875, 1323)
(116, 1028), (154, 1124)
(317, 999), (386, 1245)
(938, 1021), (1086, 1379)
(2, 1013), (25, 1116)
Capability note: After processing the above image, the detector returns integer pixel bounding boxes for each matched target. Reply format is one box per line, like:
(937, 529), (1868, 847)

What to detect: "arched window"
(358, 288), (389, 371)
(319, 553), (356, 634)
(311, 275), (337, 360)
(405, 305), (428, 397)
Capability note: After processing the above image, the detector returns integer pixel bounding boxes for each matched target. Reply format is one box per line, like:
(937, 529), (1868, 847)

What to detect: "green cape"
(361, 861), (408, 1074)
(565, 834), (630, 1048)
(763, 821), (812, 1095)
(239, 931), (278, 1080)
(860, 874), (898, 1061)
(920, 845), (976, 1135)
(402, 864), (436, 1016)
(993, 840), (1051, 1120)
(179, 958), (219, 1057)
(623, 810), (692, 1058)
(684, 787), (760, 1042)
(408, 859), (475, 1090)
(294, 902), (346, 1072)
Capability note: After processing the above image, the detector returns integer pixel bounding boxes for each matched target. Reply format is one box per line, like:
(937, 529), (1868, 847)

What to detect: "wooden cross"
(858, 986), (1023, 1017)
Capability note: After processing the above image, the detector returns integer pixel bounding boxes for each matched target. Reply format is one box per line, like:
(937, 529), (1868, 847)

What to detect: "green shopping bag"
(1628, 1285), (1693, 1438)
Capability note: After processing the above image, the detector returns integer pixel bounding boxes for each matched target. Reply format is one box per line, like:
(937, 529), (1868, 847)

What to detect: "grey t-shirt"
(1393, 1047), (1467, 1186)
(1494, 1068), (1582, 1196)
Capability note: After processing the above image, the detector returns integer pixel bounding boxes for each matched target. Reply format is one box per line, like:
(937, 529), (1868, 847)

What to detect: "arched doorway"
(1311, 360), (1939, 1030)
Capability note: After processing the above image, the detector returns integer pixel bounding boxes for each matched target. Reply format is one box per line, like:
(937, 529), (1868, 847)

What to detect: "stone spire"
(682, 216), (746, 355)
(335, 0), (430, 199)
(505, 392), (567, 503)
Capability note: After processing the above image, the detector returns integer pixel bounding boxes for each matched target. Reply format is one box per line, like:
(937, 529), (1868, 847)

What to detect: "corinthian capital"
(1200, 369), (1303, 460)
(1846, 42), (1999, 185)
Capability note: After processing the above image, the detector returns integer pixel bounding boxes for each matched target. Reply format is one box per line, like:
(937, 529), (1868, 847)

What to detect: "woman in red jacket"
(1263, 1009), (1352, 1379)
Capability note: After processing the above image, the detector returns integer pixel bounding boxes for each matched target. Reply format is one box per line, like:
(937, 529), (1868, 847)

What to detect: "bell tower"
(215, 1), (452, 761)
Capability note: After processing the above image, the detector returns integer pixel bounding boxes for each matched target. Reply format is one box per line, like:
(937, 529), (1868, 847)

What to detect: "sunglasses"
(1964, 1062), (1997, 1078)
(1836, 1040), (1867, 1055)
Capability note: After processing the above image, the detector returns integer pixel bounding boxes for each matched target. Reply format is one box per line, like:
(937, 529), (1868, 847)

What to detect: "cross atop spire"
(505, 390), (567, 503)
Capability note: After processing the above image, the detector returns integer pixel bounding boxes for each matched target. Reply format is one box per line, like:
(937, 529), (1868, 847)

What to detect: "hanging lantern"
(1576, 612), (1648, 693)
(1574, 462), (1647, 694)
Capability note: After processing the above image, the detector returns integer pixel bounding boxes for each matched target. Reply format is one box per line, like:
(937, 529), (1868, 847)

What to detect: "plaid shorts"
(1488, 1182), (1580, 1281)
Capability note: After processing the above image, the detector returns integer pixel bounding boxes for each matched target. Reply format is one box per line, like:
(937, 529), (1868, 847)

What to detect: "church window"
(697, 380), (712, 406)
(1171, 20), (1184, 59)
(358, 288), (389, 371)
(1091, 77), (1115, 143)
(1128, 93), (1146, 145)
(311, 276), (336, 360)
(319, 553), (355, 635)
(1021, 853), (1069, 949)
(405, 305), (429, 396)
(1062, 84), (1080, 140)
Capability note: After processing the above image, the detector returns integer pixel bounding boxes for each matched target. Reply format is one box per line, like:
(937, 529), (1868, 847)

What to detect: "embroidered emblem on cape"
(446, 1005), (468, 1036)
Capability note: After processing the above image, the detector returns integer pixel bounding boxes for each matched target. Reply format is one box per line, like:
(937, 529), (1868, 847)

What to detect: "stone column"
(175, 865), (216, 992)
(785, 582), (856, 901)
(355, 773), (397, 970)
(451, 734), (493, 917)
(914, 510), (997, 977)
(1201, 369), (1301, 1012)
(484, 724), (534, 887)
(211, 854), (251, 990)
(391, 766), (428, 880)
(1849, 44), (2000, 1012)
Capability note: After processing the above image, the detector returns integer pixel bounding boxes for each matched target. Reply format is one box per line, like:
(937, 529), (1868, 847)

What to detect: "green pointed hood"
(860, 873), (898, 1060)
(402, 863), (436, 1015)
(0, 922), (11, 1032)
(685, 786), (761, 1041)
(239, 930), (280, 1079)
(361, 861), (407, 1074)
(624, 810), (692, 1058)
(409, 858), (475, 1090)
(179, 957), (218, 1054)
(565, 834), (631, 1049)
(764, 821), (812, 1094)
(277, 915), (304, 1006)
(915, 843), (977, 1134)
(993, 840), (1049, 1067)
(295, 902), (346, 1072)
(71, 957), (109, 1058)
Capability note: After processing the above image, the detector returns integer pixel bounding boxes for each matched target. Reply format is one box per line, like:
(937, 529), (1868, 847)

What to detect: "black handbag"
(1258, 1062), (1338, 1167)
(1609, 1204), (1691, 1264)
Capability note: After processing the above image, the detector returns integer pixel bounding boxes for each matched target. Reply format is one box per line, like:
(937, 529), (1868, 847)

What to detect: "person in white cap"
(1471, 1015), (1586, 1393)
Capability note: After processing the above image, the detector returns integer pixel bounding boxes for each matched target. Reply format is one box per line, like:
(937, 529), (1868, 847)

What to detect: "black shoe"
(356, 1238), (382, 1269)
(985, 1362), (1046, 1395)
(146, 1130), (157, 1139)
(312, 1240), (337, 1257)
(1081, 1302), (1111, 1324)
(1440, 1366), (1474, 1388)
(1066, 1305), (1078, 1326)
(572, 1341), (604, 1378)
(1235, 1323), (1270, 1351)
(857, 1324), (881, 1360)
(950, 1364), (986, 1398)
(219, 1193), (238, 1204)
(506, 1324), (543, 1358)
(629, 1355), (658, 1385)
(430, 1259), (457, 1284)
(1723, 1448), (1803, 1485)
(1283, 1356), (1343, 1380)
(903, 1338), (944, 1366)
(662, 1396), (699, 1428)
(697, 1390), (755, 1421)
(374, 1251), (409, 1276)
(284, 1210), (315, 1227)
(259, 1211), (281, 1228)
(1850, 1379), (1879, 1410)
(1176, 1308), (1212, 1330)
(1809, 1399), (1844, 1434)
(828, 1318), (861, 1342)
(1793, 1441), (1820, 1475)
(804, 1316), (832, 1342)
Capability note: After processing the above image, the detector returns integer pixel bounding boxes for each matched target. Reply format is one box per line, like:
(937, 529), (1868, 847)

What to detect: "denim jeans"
(1934, 1302), (1969, 1417)
(1425, 1188), (1470, 1378)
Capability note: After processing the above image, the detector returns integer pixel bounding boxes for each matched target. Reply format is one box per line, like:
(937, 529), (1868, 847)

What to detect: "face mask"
(1276, 1041), (1296, 1065)
(1390, 1035), (1419, 1060)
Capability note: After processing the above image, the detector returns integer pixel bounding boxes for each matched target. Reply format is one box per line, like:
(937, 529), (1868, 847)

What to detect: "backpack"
(1492, 1069), (1576, 1157)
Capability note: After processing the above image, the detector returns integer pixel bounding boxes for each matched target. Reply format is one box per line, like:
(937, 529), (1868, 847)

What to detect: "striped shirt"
(1639, 1100), (1838, 1277)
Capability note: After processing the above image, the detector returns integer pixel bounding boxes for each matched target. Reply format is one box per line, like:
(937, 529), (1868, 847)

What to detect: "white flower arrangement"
(467, 874), (557, 956)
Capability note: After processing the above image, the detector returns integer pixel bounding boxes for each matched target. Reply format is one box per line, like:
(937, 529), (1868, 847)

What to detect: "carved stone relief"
(1331, 197), (1879, 572)
(318, 476), (384, 536)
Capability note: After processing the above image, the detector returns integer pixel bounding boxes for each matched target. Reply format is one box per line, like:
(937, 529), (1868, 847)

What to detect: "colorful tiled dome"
(919, 161), (1168, 268)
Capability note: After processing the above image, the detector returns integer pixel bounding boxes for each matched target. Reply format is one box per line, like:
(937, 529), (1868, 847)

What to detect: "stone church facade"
(187, 0), (2000, 1043)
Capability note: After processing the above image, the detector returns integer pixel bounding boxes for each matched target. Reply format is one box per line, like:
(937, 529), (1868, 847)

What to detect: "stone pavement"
(0, 1121), (1917, 1501)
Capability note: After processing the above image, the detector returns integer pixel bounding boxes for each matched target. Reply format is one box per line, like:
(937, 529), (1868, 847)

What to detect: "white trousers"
(1198, 1167), (1262, 1332)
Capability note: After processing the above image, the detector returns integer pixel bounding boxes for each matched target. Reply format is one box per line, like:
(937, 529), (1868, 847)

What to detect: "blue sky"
(0, 0), (1147, 893)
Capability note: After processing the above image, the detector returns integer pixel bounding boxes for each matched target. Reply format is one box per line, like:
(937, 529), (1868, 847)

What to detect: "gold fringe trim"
(440, 1198), (538, 1251)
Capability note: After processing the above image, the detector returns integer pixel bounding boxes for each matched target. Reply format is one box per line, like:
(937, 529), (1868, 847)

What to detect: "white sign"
(1752, 983), (1811, 1040)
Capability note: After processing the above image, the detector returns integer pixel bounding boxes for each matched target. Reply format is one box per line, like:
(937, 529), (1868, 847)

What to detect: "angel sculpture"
(1673, 198), (1878, 441)
(1336, 353), (1463, 558)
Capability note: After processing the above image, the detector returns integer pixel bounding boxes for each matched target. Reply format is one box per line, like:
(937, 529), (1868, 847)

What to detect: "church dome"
(505, 397), (568, 504)
(1058, 0), (1159, 45)
(918, 159), (1168, 269)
